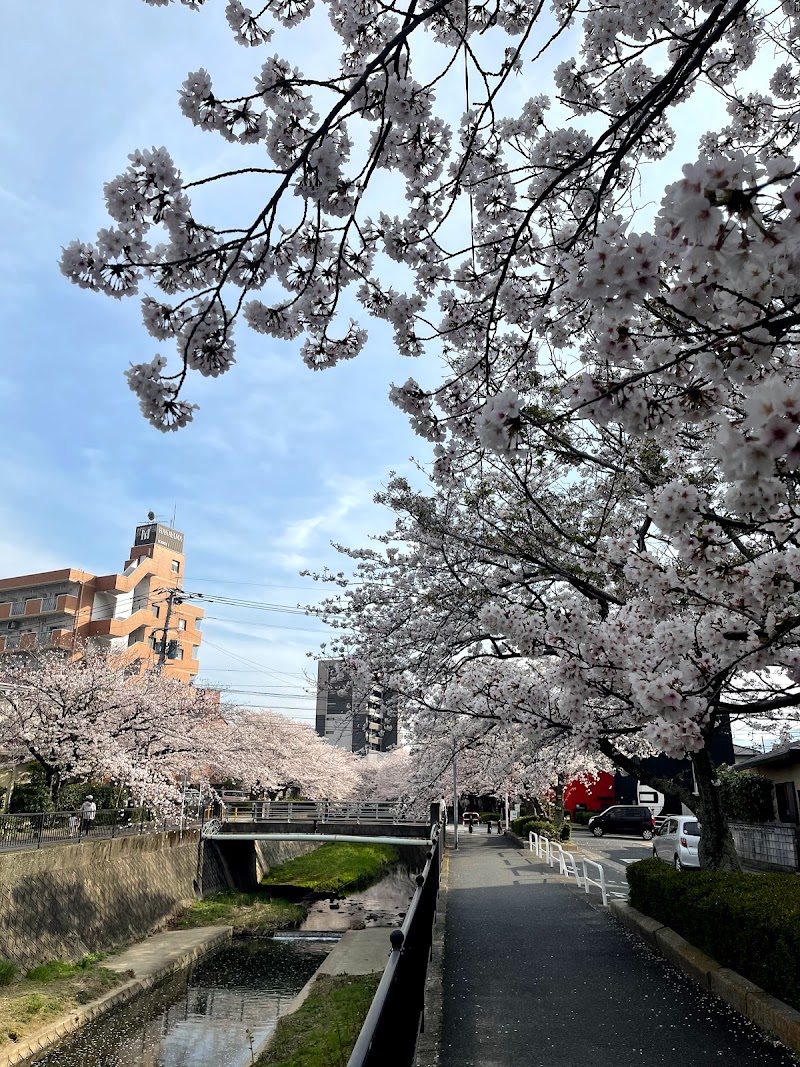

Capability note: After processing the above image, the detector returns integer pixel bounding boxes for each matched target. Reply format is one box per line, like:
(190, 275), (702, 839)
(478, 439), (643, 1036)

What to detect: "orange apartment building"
(0, 521), (203, 683)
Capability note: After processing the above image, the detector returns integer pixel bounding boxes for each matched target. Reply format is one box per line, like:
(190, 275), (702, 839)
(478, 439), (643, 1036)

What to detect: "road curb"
(415, 840), (449, 1067)
(0, 927), (232, 1067)
(608, 901), (800, 1054)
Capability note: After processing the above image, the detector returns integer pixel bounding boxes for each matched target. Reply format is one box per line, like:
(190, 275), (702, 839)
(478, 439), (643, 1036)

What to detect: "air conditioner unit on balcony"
(6, 621), (20, 630)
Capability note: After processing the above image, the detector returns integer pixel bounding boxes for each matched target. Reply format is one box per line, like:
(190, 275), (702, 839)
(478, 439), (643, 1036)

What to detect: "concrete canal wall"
(0, 832), (319, 967)
(0, 831), (201, 968)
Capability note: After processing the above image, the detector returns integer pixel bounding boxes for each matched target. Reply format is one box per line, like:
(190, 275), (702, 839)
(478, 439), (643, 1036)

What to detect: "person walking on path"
(440, 831), (795, 1067)
(80, 795), (96, 836)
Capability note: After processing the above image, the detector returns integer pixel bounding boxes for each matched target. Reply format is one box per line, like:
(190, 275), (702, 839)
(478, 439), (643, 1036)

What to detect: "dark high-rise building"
(315, 659), (398, 755)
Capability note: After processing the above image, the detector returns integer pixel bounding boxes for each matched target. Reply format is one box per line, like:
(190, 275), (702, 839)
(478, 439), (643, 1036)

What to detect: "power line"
(203, 615), (333, 634)
(186, 576), (327, 590)
(179, 591), (317, 616)
(199, 636), (311, 682)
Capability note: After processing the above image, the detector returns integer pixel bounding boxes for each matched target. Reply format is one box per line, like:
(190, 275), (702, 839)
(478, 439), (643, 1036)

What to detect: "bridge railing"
(346, 818), (445, 1067)
(215, 800), (425, 824)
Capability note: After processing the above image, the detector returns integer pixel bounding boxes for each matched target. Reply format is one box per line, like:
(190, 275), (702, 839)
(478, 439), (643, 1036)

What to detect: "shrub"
(572, 810), (594, 825)
(57, 783), (118, 811)
(717, 767), (775, 823)
(26, 961), (77, 982)
(479, 812), (501, 823)
(626, 858), (800, 1011)
(9, 783), (52, 814)
(0, 958), (18, 985)
(559, 822), (571, 841)
(510, 816), (565, 840)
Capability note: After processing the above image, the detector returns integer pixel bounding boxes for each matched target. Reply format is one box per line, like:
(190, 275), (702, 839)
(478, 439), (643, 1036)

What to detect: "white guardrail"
(528, 831), (608, 906)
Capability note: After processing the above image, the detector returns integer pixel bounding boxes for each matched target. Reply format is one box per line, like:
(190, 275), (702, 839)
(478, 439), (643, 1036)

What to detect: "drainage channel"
(30, 937), (335, 1067)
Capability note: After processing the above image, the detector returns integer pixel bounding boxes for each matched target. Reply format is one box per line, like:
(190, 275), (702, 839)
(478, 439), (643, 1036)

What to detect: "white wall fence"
(528, 831), (609, 906)
(729, 821), (799, 872)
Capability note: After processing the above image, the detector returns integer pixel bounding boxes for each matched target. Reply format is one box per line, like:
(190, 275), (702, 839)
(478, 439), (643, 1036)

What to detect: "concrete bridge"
(202, 799), (435, 847)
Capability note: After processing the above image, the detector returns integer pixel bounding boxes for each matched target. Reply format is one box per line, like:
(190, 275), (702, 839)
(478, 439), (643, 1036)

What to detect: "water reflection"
(300, 866), (417, 931)
(32, 940), (330, 1067)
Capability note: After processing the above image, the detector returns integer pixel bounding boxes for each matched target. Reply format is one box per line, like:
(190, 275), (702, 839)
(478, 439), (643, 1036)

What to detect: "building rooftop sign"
(134, 523), (184, 554)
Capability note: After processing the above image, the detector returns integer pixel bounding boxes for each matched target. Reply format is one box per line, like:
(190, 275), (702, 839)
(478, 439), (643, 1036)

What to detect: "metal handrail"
(581, 857), (608, 906)
(346, 820), (444, 1067)
(218, 799), (426, 825)
(0, 809), (194, 850)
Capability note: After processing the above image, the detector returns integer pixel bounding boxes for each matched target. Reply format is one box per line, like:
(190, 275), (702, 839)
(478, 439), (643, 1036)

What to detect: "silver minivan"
(652, 815), (700, 870)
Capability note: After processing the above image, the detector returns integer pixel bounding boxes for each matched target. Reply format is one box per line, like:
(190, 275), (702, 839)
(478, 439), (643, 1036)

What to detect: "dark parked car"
(588, 805), (656, 840)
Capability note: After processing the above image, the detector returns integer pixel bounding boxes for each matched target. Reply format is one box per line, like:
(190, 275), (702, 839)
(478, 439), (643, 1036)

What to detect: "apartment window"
(178, 618), (187, 630)
(10, 601), (25, 617)
(171, 560), (180, 574)
(193, 646), (200, 661)
(173, 647), (184, 661)
(153, 605), (160, 619)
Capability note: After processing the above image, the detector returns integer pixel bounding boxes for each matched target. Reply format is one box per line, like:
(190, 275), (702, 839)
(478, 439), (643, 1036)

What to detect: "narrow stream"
(300, 865), (418, 931)
(31, 939), (331, 1067)
(30, 862), (419, 1066)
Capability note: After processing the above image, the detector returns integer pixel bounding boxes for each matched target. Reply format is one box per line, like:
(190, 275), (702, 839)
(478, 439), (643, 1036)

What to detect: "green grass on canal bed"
(254, 973), (380, 1067)
(260, 843), (400, 895)
(174, 891), (306, 935)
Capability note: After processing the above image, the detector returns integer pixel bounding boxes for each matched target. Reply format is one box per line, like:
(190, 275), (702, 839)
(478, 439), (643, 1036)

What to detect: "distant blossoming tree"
(0, 648), (358, 807)
(0, 647), (219, 804)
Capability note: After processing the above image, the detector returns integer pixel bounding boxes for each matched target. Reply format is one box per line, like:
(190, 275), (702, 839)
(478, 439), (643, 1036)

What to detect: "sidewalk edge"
(414, 843), (449, 1066)
(608, 900), (800, 1054)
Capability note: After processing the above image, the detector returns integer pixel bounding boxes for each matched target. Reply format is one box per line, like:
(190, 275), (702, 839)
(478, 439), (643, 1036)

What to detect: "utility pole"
(452, 734), (459, 851)
(154, 588), (180, 673)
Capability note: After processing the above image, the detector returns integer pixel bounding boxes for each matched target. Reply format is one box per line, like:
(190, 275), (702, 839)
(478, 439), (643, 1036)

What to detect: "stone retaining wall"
(0, 831), (201, 968)
(0, 834), (323, 968)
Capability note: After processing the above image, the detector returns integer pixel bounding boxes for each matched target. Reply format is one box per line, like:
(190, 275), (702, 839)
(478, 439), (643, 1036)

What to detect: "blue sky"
(0, 0), (434, 725)
(0, 1), (786, 747)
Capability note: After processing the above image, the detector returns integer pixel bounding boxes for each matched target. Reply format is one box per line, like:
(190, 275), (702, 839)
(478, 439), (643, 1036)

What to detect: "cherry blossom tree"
(62, 1), (800, 866)
(215, 708), (362, 796)
(314, 452), (800, 869)
(62, 0), (800, 438)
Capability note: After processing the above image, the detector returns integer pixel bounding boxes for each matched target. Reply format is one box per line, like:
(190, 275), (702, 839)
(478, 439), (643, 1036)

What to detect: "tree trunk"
(690, 747), (740, 871)
(552, 772), (565, 829)
(597, 738), (739, 870)
(42, 764), (60, 806)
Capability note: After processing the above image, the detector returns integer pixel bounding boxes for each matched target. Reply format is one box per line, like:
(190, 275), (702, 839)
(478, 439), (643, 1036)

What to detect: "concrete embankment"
(0, 927), (232, 1067)
(0, 831), (320, 968)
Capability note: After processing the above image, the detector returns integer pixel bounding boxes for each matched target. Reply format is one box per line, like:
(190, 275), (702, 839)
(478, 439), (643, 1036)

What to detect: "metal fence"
(0, 809), (194, 850)
(346, 819), (445, 1067)
(216, 800), (426, 825)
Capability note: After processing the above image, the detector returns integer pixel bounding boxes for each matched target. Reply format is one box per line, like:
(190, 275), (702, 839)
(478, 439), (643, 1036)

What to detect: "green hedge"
(626, 858), (800, 1011)
(571, 810), (594, 825)
(510, 817), (571, 842)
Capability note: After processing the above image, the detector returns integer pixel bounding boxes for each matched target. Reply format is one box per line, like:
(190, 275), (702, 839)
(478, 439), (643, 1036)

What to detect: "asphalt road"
(568, 824), (654, 898)
(441, 832), (797, 1067)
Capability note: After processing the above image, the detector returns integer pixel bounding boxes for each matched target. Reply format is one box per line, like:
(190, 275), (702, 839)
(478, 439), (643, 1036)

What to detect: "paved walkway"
(105, 926), (231, 979)
(441, 832), (796, 1066)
